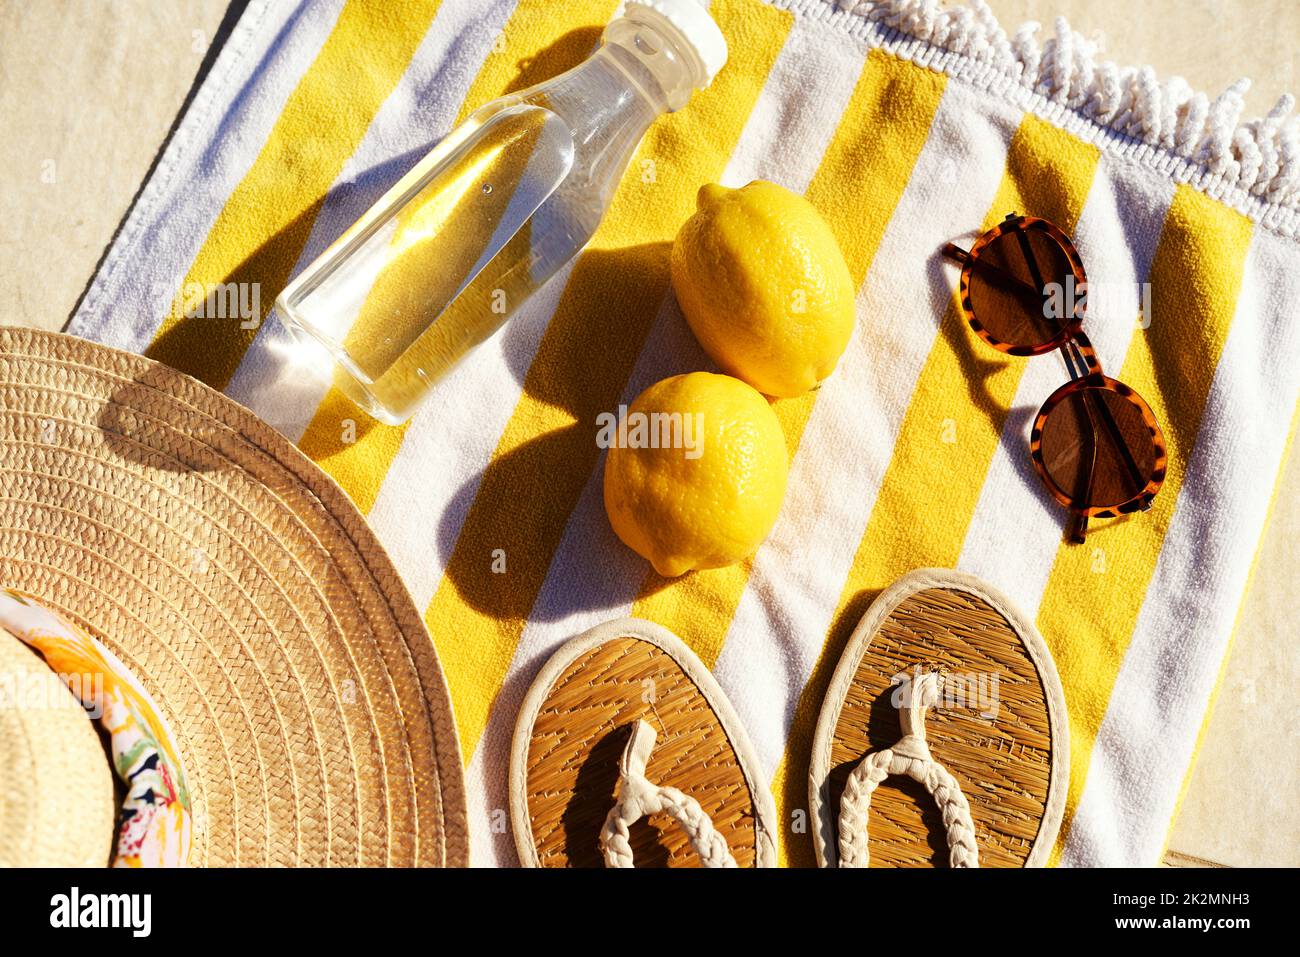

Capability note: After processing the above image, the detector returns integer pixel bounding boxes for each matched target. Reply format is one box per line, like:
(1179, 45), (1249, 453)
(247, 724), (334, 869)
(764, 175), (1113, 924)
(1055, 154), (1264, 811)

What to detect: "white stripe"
(67, 0), (348, 353)
(714, 80), (1021, 782)
(957, 155), (1174, 615)
(1061, 225), (1300, 866)
(462, 15), (870, 866)
(225, 0), (521, 436)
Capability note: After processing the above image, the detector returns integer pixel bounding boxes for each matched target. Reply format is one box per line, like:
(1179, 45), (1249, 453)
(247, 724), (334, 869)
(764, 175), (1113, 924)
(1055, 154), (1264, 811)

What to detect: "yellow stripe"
(630, 50), (948, 668)
(427, 0), (796, 764)
(296, 0), (621, 512)
(145, 0), (444, 390)
(774, 113), (1102, 866)
(1043, 185), (1254, 863)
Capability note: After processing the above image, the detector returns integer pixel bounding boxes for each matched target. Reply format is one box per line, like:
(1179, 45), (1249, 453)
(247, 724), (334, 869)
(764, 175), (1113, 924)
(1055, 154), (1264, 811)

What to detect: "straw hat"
(0, 326), (467, 866)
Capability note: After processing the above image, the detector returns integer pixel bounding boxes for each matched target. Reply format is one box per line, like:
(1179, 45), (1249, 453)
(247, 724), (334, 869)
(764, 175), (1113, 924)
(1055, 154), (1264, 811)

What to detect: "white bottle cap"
(624, 0), (729, 88)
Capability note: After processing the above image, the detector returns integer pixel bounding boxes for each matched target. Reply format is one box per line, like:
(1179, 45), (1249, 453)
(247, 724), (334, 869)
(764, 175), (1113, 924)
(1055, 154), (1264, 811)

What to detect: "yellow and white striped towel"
(69, 0), (1300, 866)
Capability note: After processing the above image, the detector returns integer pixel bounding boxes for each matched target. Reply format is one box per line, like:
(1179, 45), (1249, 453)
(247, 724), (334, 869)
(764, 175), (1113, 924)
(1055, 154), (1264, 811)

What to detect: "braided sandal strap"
(601, 720), (737, 868)
(836, 673), (980, 868)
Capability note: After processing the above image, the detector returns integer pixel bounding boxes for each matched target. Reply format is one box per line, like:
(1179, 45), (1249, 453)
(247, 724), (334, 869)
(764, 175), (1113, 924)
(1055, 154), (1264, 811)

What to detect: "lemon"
(603, 372), (788, 577)
(671, 180), (855, 398)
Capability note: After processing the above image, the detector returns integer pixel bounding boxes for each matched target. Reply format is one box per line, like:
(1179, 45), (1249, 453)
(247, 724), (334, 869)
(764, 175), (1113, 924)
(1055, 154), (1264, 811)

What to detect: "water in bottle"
(276, 0), (728, 424)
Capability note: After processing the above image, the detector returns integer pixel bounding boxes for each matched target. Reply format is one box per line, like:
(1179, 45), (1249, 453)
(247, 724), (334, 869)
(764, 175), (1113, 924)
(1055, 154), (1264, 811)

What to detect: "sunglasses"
(942, 213), (1167, 544)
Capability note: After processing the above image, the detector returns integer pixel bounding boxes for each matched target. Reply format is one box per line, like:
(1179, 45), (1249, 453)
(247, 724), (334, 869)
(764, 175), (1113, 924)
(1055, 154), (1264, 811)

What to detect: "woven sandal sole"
(809, 568), (1068, 868)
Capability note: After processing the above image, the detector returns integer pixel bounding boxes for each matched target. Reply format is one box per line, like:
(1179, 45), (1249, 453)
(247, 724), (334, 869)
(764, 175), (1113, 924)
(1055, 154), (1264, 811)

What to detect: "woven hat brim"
(0, 327), (468, 866)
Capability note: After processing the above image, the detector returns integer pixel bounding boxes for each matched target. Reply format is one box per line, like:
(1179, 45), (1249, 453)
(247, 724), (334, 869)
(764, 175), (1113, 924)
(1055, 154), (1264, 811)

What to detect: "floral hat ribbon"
(0, 589), (191, 867)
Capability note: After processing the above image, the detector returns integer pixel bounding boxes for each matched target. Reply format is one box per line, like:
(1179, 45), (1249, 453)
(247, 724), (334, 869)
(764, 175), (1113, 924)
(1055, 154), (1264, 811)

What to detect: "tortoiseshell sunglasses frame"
(942, 213), (1168, 543)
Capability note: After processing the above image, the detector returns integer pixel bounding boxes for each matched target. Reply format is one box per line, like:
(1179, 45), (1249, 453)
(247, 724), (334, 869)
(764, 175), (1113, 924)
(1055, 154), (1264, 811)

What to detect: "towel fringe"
(775, 0), (1300, 233)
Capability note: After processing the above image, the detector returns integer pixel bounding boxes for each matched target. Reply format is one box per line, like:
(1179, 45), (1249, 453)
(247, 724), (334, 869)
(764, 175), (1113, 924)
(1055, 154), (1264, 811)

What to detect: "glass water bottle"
(275, 0), (727, 424)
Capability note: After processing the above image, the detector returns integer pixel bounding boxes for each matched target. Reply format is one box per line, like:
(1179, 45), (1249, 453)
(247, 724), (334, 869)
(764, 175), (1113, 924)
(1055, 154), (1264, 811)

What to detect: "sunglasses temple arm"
(942, 242), (971, 265)
(947, 244), (1047, 301)
(1066, 511), (1089, 544)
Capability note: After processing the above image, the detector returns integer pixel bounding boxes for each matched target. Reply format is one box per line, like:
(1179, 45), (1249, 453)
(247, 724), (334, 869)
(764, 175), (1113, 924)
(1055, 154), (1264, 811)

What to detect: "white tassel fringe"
(778, 0), (1300, 229)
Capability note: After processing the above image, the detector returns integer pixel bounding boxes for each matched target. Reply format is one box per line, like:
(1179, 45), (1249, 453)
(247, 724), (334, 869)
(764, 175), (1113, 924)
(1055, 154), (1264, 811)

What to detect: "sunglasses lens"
(968, 228), (1074, 348)
(1039, 386), (1157, 508)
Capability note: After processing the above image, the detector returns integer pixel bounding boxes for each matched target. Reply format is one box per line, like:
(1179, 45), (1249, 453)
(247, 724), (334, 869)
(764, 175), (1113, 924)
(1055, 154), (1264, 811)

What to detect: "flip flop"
(809, 569), (1068, 868)
(510, 618), (777, 867)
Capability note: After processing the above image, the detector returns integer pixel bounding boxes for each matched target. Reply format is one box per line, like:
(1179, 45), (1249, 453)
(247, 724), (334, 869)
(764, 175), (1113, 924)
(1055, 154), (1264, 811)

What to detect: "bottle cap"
(624, 0), (728, 88)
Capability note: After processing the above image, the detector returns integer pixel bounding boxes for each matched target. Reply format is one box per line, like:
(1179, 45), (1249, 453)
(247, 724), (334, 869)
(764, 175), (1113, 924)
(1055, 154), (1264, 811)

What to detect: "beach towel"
(67, 0), (1300, 866)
